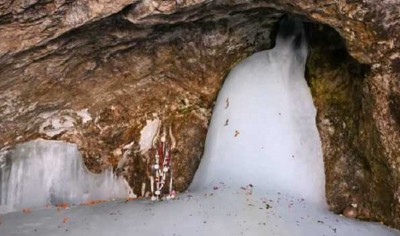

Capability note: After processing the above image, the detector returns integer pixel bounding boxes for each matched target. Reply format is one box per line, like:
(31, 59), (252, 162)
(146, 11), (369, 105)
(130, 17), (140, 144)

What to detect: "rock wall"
(0, 0), (400, 229)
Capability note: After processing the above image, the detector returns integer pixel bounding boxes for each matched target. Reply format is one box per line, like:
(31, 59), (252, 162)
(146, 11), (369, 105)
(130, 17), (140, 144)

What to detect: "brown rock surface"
(0, 0), (400, 229)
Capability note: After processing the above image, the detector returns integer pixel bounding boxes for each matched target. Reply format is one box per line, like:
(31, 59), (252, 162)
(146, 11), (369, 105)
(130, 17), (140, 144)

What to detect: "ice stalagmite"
(0, 139), (133, 212)
(191, 19), (325, 206)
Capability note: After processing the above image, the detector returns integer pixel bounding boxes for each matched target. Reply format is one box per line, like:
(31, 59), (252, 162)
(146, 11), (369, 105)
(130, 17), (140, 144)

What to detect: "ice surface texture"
(0, 139), (133, 212)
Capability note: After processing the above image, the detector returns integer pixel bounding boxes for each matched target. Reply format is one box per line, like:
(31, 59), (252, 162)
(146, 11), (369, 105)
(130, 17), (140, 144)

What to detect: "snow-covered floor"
(0, 188), (397, 236)
(0, 20), (398, 235)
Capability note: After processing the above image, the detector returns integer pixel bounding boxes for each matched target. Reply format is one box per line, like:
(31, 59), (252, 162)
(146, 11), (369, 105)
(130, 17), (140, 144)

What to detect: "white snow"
(77, 108), (92, 124)
(0, 139), (133, 213)
(138, 118), (160, 154)
(39, 112), (75, 137)
(38, 109), (93, 137)
(0, 20), (398, 236)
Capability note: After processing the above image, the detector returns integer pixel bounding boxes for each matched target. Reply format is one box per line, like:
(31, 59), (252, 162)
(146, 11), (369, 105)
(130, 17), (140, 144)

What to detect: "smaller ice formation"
(0, 139), (133, 213)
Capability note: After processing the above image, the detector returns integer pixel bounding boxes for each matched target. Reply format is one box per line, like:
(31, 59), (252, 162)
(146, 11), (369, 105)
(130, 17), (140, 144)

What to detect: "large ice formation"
(0, 139), (133, 212)
(191, 19), (325, 206)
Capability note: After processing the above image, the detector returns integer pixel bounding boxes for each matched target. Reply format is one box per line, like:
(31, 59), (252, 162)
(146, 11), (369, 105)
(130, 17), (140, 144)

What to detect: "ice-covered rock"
(0, 139), (133, 213)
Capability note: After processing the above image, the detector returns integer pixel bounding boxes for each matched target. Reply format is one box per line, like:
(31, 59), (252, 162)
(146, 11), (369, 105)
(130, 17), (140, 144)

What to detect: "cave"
(1, 1), (400, 233)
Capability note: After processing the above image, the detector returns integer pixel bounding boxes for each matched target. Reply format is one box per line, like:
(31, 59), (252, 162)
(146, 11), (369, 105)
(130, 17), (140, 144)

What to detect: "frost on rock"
(38, 111), (75, 137)
(0, 139), (133, 212)
(139, 117), (161, 154)
(76, 108), (92, 124)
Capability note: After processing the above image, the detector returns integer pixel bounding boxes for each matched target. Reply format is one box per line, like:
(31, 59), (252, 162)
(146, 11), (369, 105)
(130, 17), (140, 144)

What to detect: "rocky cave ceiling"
(0, 0), (400, 230)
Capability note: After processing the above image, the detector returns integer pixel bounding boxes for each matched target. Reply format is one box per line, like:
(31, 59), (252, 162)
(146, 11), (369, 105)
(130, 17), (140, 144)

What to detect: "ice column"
(191, 19), (326, 206)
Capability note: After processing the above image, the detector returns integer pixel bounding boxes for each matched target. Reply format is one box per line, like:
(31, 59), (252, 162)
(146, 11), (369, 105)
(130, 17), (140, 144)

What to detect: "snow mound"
(0, 139), (133, 212)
